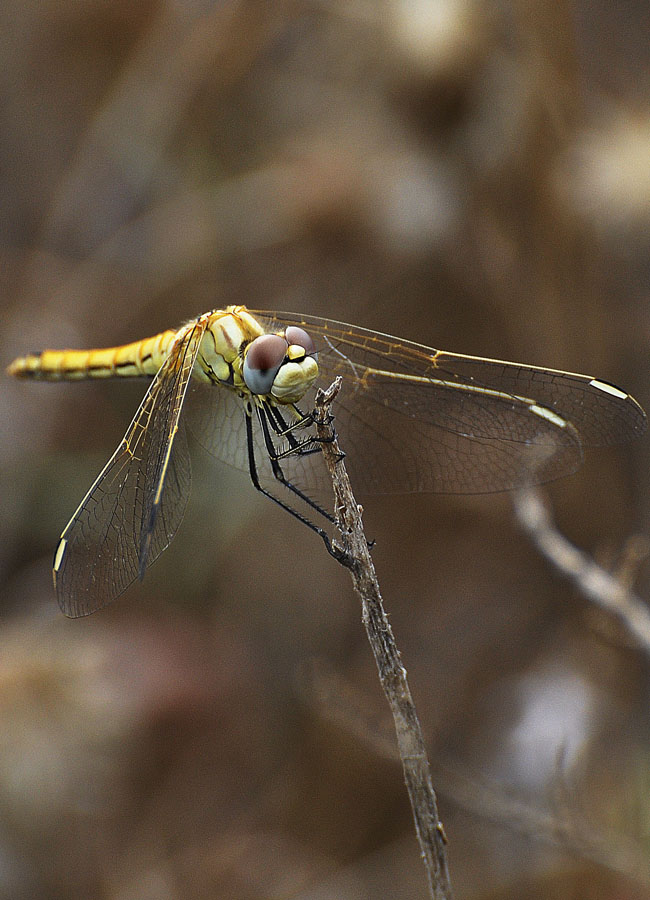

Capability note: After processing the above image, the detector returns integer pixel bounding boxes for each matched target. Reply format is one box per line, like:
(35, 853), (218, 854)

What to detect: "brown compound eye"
(285, 326), (315, 355)
(243, 334), (288, 394)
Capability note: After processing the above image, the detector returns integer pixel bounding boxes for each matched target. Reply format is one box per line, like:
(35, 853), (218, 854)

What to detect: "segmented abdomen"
(7, 330), (177, 380)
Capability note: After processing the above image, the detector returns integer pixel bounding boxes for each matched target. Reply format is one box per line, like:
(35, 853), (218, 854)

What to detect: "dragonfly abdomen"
(7, 330), (177, 381)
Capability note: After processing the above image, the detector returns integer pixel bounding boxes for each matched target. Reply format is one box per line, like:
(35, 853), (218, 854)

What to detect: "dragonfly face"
(191, 306), (319, 404)
(242, 328), (318, 402)
(7, 305), (646, 617)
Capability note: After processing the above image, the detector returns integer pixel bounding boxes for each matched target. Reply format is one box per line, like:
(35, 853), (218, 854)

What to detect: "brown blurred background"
(2, 1), (650, 898)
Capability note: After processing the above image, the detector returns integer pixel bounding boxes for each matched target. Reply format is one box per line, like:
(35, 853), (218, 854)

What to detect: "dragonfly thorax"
(197, 307), (318, 405)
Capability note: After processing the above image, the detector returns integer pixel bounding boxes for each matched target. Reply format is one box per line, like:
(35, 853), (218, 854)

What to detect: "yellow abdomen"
(7, 330), (177, 381)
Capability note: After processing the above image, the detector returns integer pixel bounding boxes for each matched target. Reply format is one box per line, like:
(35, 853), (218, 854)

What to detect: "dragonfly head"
(243, 326), (318, 404)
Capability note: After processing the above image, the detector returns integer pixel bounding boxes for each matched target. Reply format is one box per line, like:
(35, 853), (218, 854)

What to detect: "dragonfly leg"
(307, 403), (345, 460)
(269, 404), (314, 434)
(259, 404), (355, 560)
(270, 404), (340, 452)
(287, 405), (338, 440)
(265, 405), (323, 458)
(256, 406), (337, 525)
(245, 408), (340, 555)
(292, 404), (341, 449)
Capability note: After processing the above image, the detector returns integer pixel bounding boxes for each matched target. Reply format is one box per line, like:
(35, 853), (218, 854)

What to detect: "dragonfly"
(8, 305), (646, 618)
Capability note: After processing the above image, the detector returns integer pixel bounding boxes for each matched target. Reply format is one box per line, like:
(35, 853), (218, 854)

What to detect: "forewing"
(54, 319), (208, 617)
(250, 311), (645, 495)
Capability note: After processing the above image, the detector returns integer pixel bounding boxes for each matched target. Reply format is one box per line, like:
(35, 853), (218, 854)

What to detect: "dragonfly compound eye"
(243, 334), (288, 394)
(285, 326), (315, 355)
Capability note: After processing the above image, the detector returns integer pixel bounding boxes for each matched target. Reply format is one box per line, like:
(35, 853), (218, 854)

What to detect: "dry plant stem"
(513, 486), (650, 654)
(314, 378), (453, 900)
(306, 664), (650, 887)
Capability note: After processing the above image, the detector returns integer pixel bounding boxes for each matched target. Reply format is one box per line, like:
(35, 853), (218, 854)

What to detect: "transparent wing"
(242, 311), (646, 496)
(54, 318), (209, 617)
(185, 380), (251, 475)
(185, 381), (304, 498)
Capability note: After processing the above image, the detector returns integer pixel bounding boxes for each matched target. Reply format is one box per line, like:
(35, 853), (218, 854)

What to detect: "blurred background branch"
(513, 486), (650, 654)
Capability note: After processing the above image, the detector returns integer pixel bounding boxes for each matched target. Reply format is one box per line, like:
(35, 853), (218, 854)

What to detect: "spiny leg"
(245, 407), (339, 554)
(265, 404), (323, 458)
(256, 404), (337, 525)
(289, 403), (342, 453)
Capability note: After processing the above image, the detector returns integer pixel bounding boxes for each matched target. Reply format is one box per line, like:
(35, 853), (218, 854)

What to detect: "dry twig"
(314, 378), (453, 900)
(304, 661), (650, 887)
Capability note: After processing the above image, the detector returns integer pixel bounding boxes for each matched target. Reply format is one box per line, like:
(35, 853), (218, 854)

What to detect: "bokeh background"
(2, 1), (650, 898)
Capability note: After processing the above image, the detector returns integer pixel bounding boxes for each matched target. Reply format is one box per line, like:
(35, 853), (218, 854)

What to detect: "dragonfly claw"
(329, 542), (352, 565)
